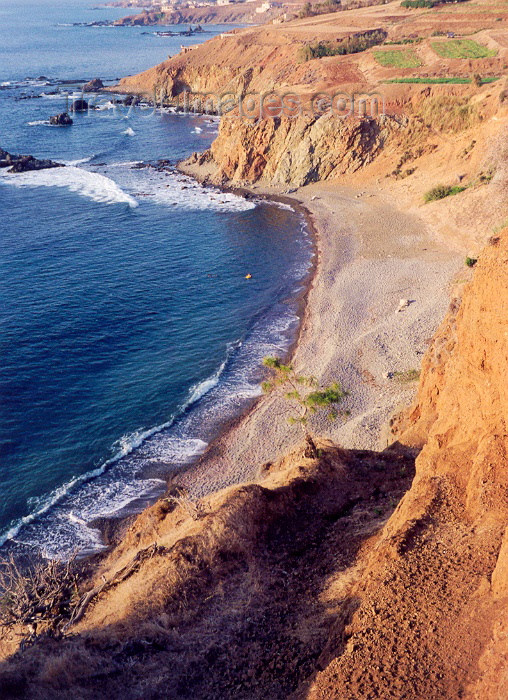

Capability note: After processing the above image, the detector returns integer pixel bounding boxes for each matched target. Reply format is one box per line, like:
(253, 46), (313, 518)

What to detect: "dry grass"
(416, 95), (479, 132)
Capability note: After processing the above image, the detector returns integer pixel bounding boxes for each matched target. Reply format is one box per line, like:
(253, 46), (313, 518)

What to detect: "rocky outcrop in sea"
(0, 148), (64, 172)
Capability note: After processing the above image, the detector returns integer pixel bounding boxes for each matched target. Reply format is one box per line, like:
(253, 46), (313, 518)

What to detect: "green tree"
(261, 357), (348, 456)
(299, 2), (313, 18)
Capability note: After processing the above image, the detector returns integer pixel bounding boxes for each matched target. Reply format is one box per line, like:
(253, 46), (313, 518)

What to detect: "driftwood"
(0, 554), (79, 637)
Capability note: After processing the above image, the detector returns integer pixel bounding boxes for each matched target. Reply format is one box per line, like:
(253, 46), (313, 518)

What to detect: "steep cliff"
(204, 113), (404, 187)
(303, 228), (508, 700)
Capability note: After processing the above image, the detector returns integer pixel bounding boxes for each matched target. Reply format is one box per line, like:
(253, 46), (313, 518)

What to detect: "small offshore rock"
(123, 94), (141, 106)
(70, 98), (88, 112)
(49, 112), (73, 126)
(82, 77), (104, 92)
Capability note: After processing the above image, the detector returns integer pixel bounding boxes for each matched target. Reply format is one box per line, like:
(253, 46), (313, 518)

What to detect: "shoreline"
(89, 180), (319, 549)
(0, 152), (462, 558)
(171, 161), (462, 500)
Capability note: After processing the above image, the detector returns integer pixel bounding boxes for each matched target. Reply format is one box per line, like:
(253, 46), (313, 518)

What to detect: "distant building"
(217, 0), (232, 5)
(256, 1), (282, 12)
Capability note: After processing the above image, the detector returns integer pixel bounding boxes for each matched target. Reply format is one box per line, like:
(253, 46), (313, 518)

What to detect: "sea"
(0, 0), (312, 559)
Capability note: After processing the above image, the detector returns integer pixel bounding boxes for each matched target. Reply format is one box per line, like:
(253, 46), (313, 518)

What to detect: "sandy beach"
(174, 168), (462, 498)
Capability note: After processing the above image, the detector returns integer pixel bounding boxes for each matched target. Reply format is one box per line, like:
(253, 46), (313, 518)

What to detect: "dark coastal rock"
(70, 98), (88, 112)
(17, 94), (42, 100)
(123, 94), (141, 106)
(83, 77), (104, 92)
(0, 147), (64, 172)
(49, 112), (73, 126)
(156, 159), (172, 169)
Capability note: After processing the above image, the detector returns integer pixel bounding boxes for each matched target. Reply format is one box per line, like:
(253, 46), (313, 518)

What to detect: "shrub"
(403, 0), (469, 6)
(385, 76), (499, 85)
(424, 184), (466, 202)
(392, 369), (420, 383)
(0, 555), (80, 638)
(261, 357), (348, 452)
(299, 29), (387, 61)
(384, 38), (423, 45)
(401, 0), (434, 8)
(465, 257), (477, 267)
(298, 0), (341, 18)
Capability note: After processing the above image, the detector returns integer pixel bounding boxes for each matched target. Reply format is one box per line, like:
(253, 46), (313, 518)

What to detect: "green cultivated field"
(373, 49), (422, 68)
(431, 39), (497, 59)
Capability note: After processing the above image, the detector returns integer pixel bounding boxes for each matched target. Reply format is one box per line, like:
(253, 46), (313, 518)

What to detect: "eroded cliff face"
(205, 113), (404, 187)
(304, 229), (508, 700)
(396, 231), (507, 522)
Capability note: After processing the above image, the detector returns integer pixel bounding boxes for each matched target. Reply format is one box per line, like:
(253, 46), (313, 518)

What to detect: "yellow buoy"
(245, 273), (252, 279)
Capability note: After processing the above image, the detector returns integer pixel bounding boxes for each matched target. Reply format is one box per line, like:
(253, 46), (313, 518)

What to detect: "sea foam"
(106, 162), (256, 213)
(0, 166), (138, 207)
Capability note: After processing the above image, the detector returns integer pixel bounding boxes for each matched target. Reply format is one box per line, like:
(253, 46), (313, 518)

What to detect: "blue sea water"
(0, 0), (312, 558)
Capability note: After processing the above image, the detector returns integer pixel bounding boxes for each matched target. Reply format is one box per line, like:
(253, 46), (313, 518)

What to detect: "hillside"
(0, 229), (506, 698)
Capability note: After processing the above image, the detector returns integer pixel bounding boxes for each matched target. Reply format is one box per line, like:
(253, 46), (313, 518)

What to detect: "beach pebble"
(397, 298), (410, 312)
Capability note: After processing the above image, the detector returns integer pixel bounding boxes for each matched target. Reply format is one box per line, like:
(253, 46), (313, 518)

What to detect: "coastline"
(172, 161), (462, 499)
(90, 181), (318, 548)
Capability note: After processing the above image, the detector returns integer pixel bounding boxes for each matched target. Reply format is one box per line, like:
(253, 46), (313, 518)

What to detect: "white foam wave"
(271, 201), (295, 212)
(0, 166), (138, 208)
(0, 463), (106, 547)
(232, 385), (263, 400)
(0, 345), (232, 554)
(105, 163), (255, 212)
(109, 160), (143, 167)
(191, 126), (203, 134)
(95, 101), (117, 111)
(188, 360), (228, 405)
(13, 478), (166, 560)
(27, 119), (50, 126)
(61, 155), (95, 166)
(123, 127), (135, 136)
(137, 437), (208, 464)
(40, 91), (83, 100)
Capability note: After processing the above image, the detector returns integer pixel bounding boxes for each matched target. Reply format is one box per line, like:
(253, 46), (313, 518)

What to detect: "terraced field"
(373, 48), (422, 67)
(431, 38), (498, 58)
